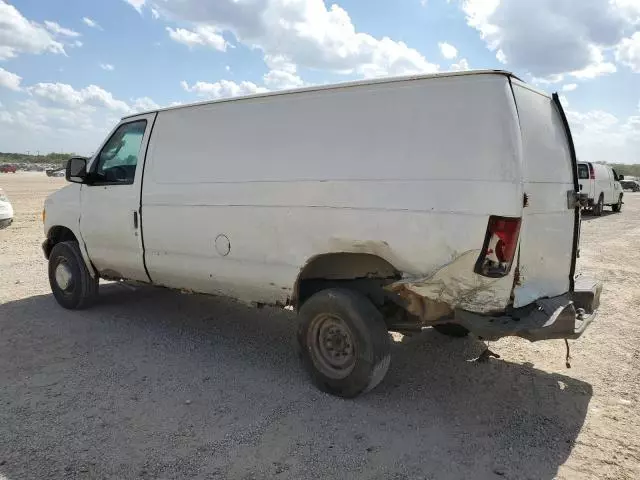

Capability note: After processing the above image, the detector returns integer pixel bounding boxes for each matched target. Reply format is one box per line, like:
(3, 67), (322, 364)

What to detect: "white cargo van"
(577, 161), (623, 215)
(43, 71), (601, 397)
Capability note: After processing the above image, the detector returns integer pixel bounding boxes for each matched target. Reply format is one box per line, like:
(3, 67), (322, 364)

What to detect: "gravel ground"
(0, 172), (639, 480)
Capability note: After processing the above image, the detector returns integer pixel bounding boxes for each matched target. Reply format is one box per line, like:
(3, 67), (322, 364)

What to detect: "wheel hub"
(55, 261), (73, 291)
(309, 314), (356, 379)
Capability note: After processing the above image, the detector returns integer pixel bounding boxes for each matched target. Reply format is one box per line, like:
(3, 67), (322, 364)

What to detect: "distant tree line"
(608, 163), (640, 178)
(0, 152), (76, 166)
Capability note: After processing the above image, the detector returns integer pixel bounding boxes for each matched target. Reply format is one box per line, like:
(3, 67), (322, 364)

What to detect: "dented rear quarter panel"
(140, 73), (524, 311)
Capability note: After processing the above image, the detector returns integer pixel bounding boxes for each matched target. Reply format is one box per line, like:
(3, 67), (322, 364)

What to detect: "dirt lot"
(1, 172), (639, 480)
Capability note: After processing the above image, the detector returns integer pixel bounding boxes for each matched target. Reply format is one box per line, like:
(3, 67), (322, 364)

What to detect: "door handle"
(133, 211), (138, 229)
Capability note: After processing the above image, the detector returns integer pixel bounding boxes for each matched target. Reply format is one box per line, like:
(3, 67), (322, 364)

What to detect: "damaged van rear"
(43, 70), (601, 398)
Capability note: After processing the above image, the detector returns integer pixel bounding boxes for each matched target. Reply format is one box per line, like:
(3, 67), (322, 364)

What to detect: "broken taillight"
(474, 216), (521, 278)
(588, 163), (595, 179)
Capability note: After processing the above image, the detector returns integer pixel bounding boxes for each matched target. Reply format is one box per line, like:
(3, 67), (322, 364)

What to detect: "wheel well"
(44, 226), (78, 258)
(293, 253), (401, 309)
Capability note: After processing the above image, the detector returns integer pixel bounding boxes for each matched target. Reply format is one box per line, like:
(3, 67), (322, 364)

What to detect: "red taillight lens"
(474, 216), (521, 278)
(588, 163), (595, 179)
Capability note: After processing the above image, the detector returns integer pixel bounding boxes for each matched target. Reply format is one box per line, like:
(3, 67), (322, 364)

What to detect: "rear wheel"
(594, 195), (604, 216)
(297, 288), (391, 398)
(48, 241), (98, 309)
(433, 323), (469, 338)
(612, 195), (623, 213)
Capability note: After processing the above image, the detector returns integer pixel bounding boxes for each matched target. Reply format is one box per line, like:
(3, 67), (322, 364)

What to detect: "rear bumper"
(451, 277), (602, 342)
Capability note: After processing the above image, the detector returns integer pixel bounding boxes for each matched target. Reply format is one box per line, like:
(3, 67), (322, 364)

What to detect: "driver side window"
(94, 120), (147, 185)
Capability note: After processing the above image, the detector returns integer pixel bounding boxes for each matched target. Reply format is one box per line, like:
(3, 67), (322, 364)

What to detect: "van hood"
(45, 183), (80, 207)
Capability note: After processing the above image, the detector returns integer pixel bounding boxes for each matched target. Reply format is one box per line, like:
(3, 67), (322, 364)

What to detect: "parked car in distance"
(0, 164), (17, 174)
(577, 162), (623, 215)
(46, 167), (65, 177)
(42, 70), (602, 397)
(0, 187), (14, 229)
(620, 179), (640, 192)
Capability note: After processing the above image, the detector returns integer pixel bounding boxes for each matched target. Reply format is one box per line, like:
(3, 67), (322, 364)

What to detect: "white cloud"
(438, 42), (458, 59)
(100, 63), (115, 71)
(181, 79), (268, 99)
(616, 32), (640, 72)
(570, 46), (617, 79)
(0, 81), (163, 154)
(82, 17), (101, 29)
(27, 83), (131, 113)
(166, 26), (227, 51)
(461, 0), (631, 80)
(73, 40), (83, 48)
(0, 67), (22, 91)
(225, 65), (231, 72)
(568, 107), (640, 164)
(151, 8), (160, 19)
(149, 0), (438, 78)
(124, 0), (146, 13)
(44, 21), (81, 38)
(532, 74), (564, 85)
(450, 58), (470, 71)
(562, 83), (578, 92)
(263, 69), (304, 90)
(0, 0), (66, 60)
(131, 96), (160, 112)
(262, 54), (304, 89)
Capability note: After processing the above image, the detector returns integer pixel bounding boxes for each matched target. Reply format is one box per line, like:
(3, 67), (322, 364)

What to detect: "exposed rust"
(387, 283), (453, 323)
(514, 264), (522, 286)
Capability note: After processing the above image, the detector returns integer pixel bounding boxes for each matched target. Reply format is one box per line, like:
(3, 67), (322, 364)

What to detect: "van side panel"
(511, 82), (576, 308)
(141, 75), (522, 311)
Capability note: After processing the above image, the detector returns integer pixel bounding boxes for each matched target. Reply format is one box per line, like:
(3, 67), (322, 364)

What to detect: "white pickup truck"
(43, 71), (601, 397)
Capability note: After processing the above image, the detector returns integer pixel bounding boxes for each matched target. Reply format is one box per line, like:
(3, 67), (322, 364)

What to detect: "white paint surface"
(44, 71), (581, 315)
(511, 81), (576, 307)
(142, 73), (522, 308)
(79, 113), (156, 281)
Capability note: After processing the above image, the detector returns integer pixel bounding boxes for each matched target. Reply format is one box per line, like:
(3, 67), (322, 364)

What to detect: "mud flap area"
(452, 277), (602, 342)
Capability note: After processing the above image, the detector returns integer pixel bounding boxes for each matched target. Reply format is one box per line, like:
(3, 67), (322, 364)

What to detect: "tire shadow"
(0, 285), (591, 480)
(581, 209), (617, 221)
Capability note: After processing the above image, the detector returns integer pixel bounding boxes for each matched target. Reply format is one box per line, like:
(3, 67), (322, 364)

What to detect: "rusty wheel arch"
(292, 253), (401, 310)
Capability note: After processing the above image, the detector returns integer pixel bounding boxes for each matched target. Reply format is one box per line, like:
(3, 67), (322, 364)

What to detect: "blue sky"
(0, 0), (639, 162)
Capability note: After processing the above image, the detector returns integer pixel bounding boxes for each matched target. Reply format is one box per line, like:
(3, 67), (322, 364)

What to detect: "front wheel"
(48, 241), (98, 309)
(297, 289), (391, 398)
(612, 195), (623, 213)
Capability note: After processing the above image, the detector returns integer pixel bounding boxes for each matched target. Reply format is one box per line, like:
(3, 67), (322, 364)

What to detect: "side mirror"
(618, 174), (624, 181)
(66, 157), (88, 183)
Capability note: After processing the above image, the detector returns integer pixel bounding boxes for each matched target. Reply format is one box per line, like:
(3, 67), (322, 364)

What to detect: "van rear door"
(510, 82), (579, 308)
(577, 163), (594, 199)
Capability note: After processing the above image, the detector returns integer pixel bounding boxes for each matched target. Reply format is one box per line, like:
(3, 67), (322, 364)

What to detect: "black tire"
(594, 195), (604, 216)
(297, 289), (391, 398)
(612, 195), (623, 213)
(433, 323), (469, 338)
(48, 241), (98, 309)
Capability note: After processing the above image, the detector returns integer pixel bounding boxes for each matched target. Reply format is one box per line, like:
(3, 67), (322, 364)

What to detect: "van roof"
(123, 69), (523, 119)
